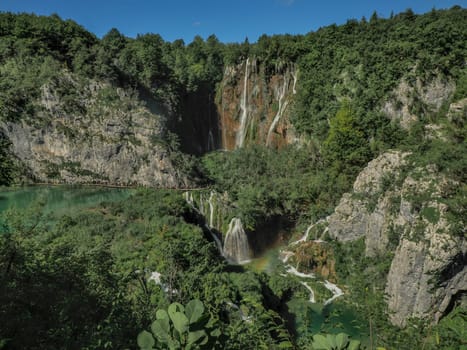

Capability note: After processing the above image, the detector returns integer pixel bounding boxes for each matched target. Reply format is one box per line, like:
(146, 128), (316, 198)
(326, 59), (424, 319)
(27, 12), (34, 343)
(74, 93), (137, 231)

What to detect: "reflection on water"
(0, 185), (133, 219)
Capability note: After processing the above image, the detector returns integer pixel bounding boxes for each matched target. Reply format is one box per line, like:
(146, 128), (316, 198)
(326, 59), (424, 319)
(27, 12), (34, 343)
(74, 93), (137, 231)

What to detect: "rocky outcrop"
(327, 151), (466, 326)
(217, 59), (298, 149)
(382, 75), (455, 129)
(387, 232), (466, 327)
(328, 151), (410, 254)
(1, 75), (187, 187)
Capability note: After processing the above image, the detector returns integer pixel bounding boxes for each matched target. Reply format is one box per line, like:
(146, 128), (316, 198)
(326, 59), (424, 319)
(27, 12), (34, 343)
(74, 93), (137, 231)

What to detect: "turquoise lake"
(0, 185), (133, 222)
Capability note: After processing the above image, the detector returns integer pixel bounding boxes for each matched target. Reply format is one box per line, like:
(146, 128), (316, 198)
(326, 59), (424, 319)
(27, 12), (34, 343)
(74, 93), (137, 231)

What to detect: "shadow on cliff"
(167, 83), (222, 156)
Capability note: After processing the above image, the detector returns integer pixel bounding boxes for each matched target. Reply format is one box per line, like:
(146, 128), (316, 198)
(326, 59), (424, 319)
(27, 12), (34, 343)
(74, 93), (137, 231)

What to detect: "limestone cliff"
(1, 73), (188, 187)
(382, 74), (455, 129)
(217, 59), (298, 149)
(326, 151), (466, 327)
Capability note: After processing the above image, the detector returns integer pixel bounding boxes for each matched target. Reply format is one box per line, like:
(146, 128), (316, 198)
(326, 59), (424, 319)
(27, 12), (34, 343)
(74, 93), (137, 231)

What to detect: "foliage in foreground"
(137, 299), (222, 350)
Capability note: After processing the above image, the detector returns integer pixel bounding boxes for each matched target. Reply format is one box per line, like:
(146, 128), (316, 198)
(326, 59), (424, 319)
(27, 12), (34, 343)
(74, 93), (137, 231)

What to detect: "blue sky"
(1, 0), (465, 43)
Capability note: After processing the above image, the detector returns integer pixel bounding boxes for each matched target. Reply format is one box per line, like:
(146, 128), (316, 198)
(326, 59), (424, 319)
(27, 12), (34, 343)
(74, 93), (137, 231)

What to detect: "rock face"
(328, 151), (466, 327)
(387, 233), (466, 326)
(1, 75), (187, 187)
(217, 59), (298, 149)
(382, 74), (455, 129)
(328, 151), (410, 254)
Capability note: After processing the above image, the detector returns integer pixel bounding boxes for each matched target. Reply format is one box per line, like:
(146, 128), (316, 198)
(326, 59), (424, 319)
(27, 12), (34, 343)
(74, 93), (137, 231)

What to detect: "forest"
(0, 6), (466, 350)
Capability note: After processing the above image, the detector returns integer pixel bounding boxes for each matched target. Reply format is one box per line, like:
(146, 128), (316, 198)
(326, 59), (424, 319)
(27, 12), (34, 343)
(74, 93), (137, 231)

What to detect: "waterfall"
(207, 191), (215, 228)
(236, 58), (250, 148)
(223, 218), (251, 264)
(301, 282), (316, 303)
(292, 68), (298, 95)
(183, 191), (223, 254)
(291, 217), (328, 246)
(266, 76), (290, 146)
(279, 218), (343, 304)
(323, 280), (344, 305)
(207, 129), (215, 151)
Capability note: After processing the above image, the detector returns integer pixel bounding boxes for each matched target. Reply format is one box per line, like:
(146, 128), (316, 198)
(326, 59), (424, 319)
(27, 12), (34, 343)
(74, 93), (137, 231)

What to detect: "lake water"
(0, 185), (133, 222)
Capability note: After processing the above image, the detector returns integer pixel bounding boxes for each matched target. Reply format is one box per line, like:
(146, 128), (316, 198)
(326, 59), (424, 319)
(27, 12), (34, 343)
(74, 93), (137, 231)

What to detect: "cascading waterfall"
(183, 191), (223, 253)
(291, 217), (328, 246)
(266, 75), (290, 146)
(235, 58), (250, 148)
(223, 217), (251, 264)
(301, 282), (316, 303)
(323, 280), (344, 305)
(280, 220), (342, 305)
(207, 191), (215, 228)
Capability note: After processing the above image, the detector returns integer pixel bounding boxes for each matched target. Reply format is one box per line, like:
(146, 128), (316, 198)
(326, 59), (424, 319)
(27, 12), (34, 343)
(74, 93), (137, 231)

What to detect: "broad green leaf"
(348, 339), (361, 350)
(168, 302), (184, 320)
(312, 334), (332, 350)
(137, 330), (155, 349)
(167, 338), (179, 350)
(326, 334), (337, 349)
(187, 330), (207, 345)
(151, 319), (171, 343)
(185, 299), (204, 324)
(171, 311), (189, 334)
(156, 309), (169, 320)
(335, 333), (349, 349)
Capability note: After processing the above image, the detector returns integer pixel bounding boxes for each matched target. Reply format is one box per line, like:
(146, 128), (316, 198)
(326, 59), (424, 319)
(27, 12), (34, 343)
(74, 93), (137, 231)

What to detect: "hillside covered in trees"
(0, 6), (466, 350)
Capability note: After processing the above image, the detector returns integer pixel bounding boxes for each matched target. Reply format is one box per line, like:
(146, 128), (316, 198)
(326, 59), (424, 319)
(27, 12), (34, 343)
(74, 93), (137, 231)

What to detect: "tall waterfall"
(235, 58), (250, 148)
(207, 129), (215, 151)
(292, 68), (298, 95)
(223, 218), (251, 264)
(266, 76), (289, 146)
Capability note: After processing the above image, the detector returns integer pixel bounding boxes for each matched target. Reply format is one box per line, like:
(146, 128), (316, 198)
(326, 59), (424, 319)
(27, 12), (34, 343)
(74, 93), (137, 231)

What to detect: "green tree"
(323, 102), (369, 169)
(0, 134), (13, 186)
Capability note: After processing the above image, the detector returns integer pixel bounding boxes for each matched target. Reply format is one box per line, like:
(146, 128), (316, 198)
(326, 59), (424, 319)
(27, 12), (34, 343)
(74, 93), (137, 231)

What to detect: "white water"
(290, 222), (314, 246)
(183, 193), (251, 265)
(208, 191), (215, 228)
(291, 217), (329, 245)
(286, 265), (315, 279)
(223, 217), (251, 264)
(207, 129), (215, 151)
(323, 280), (344, 305)
(292, 68), (298, 95)
(236, 58), (250, 148)
(183, 191), (223, 254)
(301, 282), (316, 303)
(266, 76), (289, 146)
(280, 250), (294, 263)
(279, 219), (343, 305)
(206, 223), (224, 253)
